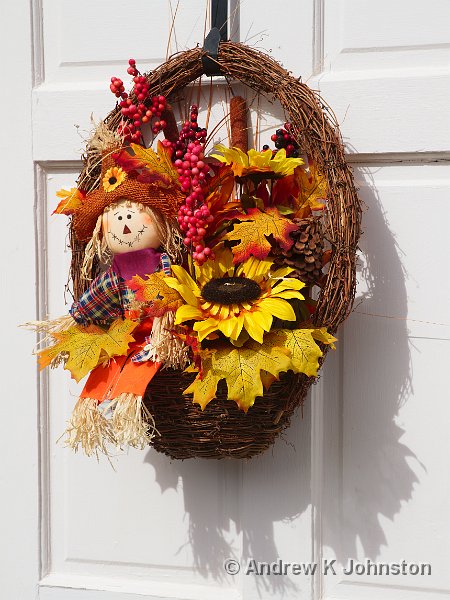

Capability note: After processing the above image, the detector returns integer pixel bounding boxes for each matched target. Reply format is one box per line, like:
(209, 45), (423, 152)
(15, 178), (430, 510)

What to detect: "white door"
(2, 1), (449, 599)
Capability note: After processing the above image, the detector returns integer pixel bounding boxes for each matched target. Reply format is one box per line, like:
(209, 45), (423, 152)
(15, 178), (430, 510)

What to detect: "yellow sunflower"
(210, 145), (304, 179)
(164, 247), (305, 344)
(102, 166), (127, 192)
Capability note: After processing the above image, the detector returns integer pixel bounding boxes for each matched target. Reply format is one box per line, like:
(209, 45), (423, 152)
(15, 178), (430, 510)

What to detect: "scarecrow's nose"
(123, 224), (131, 234)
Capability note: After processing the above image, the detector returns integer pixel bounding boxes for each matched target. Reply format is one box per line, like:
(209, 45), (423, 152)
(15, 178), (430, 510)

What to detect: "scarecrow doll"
(34, 134), (188, 456)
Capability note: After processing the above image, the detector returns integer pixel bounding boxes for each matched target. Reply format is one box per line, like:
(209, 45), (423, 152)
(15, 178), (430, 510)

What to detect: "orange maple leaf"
(130, 141), (181, 188)
(223, 207), (297, 263)
(206, 165), (234, 196)
(293, 163), (328, 218)
(53, 188), (84, 215)
(129, 271), (183, 317)
(206, 166), (235, 215)
(203, 165), (240, 237)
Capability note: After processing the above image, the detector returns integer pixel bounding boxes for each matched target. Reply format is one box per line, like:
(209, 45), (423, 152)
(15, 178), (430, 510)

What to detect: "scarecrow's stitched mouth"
(108, 224), (148, 248)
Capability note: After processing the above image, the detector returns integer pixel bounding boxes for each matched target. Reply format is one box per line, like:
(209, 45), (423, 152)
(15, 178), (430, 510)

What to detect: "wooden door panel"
(22, 2), (450, 600)
(319, 162), (450, 599)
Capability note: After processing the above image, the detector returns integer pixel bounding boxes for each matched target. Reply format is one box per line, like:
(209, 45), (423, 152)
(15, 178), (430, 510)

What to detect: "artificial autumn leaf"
(183, 355), (221, 409)
(271, 174), (298, 207)
(184, 340), (292, 412)
(113, 148), (175, 186)
(53, 188), (84, 215)
(275, 204), (295, 216)
(128, 271), (183, 317)
(207, 182), (236, 215)
(265, 328), (325, 377)
(260, 369), (277, 390)
(254, 180), (268, 203)
(38, 319), (138, 382)
(223, 207), (297, 263)
(112, 149), (147, 176)
(203, 166), (239, 236)
(294, 163), (328, 218)
(206, 165), (235, 202)
(310, 327), (337, 350)
(130, 141), (181, 188)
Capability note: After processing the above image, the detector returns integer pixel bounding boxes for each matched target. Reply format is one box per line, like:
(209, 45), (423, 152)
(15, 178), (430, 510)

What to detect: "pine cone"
(272, 216), (325, 285)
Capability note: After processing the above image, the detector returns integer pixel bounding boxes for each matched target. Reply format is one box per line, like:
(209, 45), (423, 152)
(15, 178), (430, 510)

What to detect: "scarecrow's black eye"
(118, 215), (123, 220)
(127, 214), (132, 219)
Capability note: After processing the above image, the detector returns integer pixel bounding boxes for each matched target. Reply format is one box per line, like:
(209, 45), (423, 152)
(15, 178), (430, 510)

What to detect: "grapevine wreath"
(32, 40), (361, 460)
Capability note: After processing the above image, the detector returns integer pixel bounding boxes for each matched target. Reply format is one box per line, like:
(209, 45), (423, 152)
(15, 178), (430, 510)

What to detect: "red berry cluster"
(267, 122), (300, 158)
(110, 59), (167, 144)
(174, 106), (214, 264)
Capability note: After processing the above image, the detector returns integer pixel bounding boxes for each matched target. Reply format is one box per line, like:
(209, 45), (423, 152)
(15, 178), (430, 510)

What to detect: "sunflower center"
(202, 277), (261, 305)
(108, 176), (117, 185)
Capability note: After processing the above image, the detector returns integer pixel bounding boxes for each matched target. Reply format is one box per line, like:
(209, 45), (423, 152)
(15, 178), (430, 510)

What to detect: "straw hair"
(81, 214), (111, 281)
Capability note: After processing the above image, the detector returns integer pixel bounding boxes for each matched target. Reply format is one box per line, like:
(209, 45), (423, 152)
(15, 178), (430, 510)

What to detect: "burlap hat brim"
(73, 175), (184, 242)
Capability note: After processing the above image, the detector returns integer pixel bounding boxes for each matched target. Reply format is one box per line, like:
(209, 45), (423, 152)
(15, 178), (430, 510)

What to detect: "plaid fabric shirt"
(70, 253), (171, 326)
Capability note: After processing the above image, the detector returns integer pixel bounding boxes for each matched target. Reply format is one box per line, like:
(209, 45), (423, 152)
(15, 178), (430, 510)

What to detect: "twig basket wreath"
(35, 40), (361, 460)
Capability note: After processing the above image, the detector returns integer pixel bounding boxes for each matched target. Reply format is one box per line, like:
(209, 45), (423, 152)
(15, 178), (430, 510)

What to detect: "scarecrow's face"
(102, 199), (161, 254)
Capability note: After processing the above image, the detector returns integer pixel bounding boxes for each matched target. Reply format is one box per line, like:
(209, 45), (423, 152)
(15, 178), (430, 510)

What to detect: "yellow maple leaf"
(129, 271), (183, 317)
(38, 319), (138, 382)
(183, 355), (221, 408)
(310, 327), (337, 350)
(130, 141), (181, 188)
(53, 188), (84, 215)
(260, 369), (277, 390)
(294, 164), (328, 218)
(265, 328), (326, 377)
(184, 341), (291, 412)
(223, 207), (298, 263)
